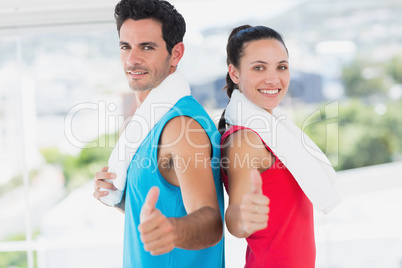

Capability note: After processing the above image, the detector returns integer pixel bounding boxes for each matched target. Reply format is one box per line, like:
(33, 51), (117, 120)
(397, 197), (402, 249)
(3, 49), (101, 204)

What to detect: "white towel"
(100, 71), (191, 206)
(225, 90), (340, 214)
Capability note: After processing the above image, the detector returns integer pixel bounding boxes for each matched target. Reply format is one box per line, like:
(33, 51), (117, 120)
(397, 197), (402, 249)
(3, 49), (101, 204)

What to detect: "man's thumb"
(140, 186), (160, 222)
(250, 169), (263, 194)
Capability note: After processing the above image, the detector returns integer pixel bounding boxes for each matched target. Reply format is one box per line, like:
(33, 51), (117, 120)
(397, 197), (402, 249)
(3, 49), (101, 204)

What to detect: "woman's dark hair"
(218, 25), (288, 134)
(114, 0), (186, 55)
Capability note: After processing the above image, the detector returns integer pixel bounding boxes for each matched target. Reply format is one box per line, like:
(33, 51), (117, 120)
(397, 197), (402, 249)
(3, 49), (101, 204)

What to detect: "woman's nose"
(264, 71), (280, 85)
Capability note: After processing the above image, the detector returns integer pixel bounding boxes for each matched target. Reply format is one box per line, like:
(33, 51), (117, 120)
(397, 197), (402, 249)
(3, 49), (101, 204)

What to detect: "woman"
(219, 25), (340, 267)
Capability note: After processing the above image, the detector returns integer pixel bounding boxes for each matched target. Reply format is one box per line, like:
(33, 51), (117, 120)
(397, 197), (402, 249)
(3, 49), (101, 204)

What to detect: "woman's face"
(229, 38), (290, 114)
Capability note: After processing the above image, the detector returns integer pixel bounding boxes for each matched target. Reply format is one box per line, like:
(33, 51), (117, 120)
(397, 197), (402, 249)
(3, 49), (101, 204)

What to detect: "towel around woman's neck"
(100, 71), (191, 206)
(225, 90), (340, 214)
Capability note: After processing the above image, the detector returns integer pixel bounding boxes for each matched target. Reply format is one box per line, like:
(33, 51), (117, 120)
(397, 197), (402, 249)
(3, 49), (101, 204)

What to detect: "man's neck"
(134, 90), (151, 108)
(134, 68), (177, 108)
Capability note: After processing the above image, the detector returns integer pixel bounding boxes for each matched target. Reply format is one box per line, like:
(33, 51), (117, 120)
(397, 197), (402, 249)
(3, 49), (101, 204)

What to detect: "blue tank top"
(123, 96), (225, 268)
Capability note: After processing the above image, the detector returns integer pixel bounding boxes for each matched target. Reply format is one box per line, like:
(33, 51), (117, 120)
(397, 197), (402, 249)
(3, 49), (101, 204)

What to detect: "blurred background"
(1, 0), (402, 267)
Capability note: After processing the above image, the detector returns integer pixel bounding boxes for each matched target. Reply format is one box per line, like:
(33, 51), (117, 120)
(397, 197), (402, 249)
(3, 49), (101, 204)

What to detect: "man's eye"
(144, 46), (154, 50)
(120, 46), (130, 50)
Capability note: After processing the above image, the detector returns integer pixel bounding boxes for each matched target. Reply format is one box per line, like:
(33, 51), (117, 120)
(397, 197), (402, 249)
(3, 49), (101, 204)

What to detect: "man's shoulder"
(174, 95), (202, 110)
(158, 96), (220, 151)
(167, 96), (216, 130)
(159, 116), (212, 152)
(163, 116), (205, 137)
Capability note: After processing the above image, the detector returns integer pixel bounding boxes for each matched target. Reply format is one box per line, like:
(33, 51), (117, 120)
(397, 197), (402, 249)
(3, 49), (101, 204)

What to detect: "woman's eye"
(278, 65), (288, 70)
(254, 66), (264, 71)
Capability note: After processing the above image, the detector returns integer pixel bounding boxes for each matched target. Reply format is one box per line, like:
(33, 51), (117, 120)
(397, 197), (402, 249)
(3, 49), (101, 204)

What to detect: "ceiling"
(0, 0), (112, 29)
(0, 0), (201, 30)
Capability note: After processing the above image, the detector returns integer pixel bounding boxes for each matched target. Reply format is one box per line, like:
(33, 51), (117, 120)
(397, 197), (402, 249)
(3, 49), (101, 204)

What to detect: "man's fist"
(138, 187), (175, 255)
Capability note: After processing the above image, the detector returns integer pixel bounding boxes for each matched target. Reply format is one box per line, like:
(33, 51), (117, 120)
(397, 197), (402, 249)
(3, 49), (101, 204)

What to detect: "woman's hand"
(238, 169), (270, 235)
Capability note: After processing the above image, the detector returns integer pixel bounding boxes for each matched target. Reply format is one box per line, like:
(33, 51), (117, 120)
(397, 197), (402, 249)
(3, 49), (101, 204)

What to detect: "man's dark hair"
(115, 0), (186, 55)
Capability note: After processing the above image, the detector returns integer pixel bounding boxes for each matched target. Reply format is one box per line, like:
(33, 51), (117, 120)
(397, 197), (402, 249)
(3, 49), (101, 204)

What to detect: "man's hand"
(138, 187), (175, 255)
(93, 166), (117, 200)
(239, 169), (270, 235)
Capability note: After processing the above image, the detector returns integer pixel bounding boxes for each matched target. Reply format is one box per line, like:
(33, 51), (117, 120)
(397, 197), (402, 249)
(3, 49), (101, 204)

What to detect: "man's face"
(119, 19), (173, 91)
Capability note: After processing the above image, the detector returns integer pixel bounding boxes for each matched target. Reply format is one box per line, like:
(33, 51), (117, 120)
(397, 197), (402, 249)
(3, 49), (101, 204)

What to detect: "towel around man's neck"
(225, 90), (340, 214)
(100, 71), (191, 206)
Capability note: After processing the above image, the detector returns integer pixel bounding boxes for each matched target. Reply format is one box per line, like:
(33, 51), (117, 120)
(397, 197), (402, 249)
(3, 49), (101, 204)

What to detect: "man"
(92, 0), (225, 267)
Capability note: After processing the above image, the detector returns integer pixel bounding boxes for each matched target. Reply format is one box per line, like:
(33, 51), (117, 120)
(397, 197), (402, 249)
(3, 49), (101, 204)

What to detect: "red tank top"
(221, 126), (316, 268)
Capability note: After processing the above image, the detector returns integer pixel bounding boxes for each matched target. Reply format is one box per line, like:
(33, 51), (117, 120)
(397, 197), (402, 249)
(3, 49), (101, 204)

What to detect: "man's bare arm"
(169, 206), (222, 249)
(138, 116), (223, 254)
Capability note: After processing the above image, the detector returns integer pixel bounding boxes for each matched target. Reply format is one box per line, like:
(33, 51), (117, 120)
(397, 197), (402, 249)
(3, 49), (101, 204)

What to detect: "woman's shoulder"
(228, 127), (263, 144)
(224, 128), (266, 156)
(223, 127), (275, 173)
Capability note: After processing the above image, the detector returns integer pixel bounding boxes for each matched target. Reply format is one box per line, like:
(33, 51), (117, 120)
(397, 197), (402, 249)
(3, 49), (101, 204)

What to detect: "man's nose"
(126, 49), (143, 66)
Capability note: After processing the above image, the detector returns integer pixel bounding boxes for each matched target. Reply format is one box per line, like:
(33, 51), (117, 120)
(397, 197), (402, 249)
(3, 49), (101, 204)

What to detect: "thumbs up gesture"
(138, 187), (175, 255)
(140, 186), (160, 222)
(239, 169), (270, 235)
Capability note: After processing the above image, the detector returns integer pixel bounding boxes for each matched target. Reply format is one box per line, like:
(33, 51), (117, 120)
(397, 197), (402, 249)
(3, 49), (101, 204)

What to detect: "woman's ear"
(170, 42), (185, 67)
(228, 64), (240, 84)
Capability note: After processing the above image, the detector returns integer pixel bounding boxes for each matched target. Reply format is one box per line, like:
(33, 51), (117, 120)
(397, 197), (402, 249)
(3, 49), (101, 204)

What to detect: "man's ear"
(170, 42), (185, 67)
(228, 64), (240, 84)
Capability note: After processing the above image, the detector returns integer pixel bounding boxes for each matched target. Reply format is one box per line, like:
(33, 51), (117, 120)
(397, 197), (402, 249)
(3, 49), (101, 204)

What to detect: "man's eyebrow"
(139, 42), (159, 47)
(119, 41), (159, 48)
